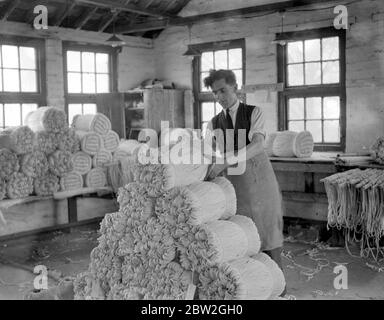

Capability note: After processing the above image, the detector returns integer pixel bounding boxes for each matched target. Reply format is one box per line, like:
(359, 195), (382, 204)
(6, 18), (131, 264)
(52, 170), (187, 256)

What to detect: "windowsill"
(269, 152), (338, 163)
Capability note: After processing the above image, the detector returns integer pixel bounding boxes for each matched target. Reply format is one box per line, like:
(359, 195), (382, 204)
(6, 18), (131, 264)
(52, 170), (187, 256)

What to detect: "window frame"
(0, 35), (46, 129)
(191, 38), (246, 129)
(277, 27), (346, 152)
(62, 42), (118, 118)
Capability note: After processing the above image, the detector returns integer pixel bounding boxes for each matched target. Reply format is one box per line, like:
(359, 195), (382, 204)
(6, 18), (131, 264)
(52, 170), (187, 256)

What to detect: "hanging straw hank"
(6, 172), (33, 199)
(103, 131), (120, 153)
(251, 253), (286, 299)
(71, 113), (111, 136)
(229, 215), (261, 256)
(0, 126), (35, 155)
(56, 128), (81, 154)
(34, 131), (58, 155)
(0, 148), (20, 181)
(77, 131), (103, 156)
(92, 150), (113, 168)
(211, 177), (237, 219)
(85, 168), (107, 188)
(48, 150), (73, 177)
(34, 173), (59, 196)
(25, 106), (67, 133)
(71, 151), (92, 175)
(60, 172), (84, 191)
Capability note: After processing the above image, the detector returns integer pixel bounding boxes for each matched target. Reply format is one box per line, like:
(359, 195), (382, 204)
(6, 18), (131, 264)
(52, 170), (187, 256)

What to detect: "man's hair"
(203, 69), (237, 89)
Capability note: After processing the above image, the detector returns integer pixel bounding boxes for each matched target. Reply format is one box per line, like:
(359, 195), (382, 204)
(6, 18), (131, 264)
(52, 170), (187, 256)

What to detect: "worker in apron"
(203, 70), (285, 284)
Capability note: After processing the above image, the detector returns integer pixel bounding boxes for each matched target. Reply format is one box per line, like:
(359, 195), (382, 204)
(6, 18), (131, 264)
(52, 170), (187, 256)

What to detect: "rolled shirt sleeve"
(248, 106), (266, 141)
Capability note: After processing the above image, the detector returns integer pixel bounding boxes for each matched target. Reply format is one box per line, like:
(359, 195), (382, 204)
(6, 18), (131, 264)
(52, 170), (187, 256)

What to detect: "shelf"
(126, 107), (144, 111)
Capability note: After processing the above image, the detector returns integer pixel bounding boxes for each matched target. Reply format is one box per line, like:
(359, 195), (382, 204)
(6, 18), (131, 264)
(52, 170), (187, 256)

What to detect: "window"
(0, 36), (46, 130)
(277, 28), (346, 151)
(63, 43), (117, 124)
(191, 39), (245, 135)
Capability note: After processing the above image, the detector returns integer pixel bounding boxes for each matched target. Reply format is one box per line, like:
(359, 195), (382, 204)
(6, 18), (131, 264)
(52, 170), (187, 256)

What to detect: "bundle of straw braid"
(0, 126), (35, 154)
(6, 172), (33, 199)
(48, 150), (73, 177)
(35, 131), (58, 155)
(229, 215), (261, 256)
(103, 131), (120, 153)
(0, 148), (20, 180)
(0, 179), (5, 201)
(107, 155), (137, 193)
(322, 168), (384, 261)
(272, 131), (314, 158)
(56, 128), (80, 154)
(34, 173), (59, 196)
(25, 106), (67, 133)
(92, 150), (112, 168)
(85, 168), (106, 188)
(60, 172), (83, 191)
(264, 132), (278, 157)
(19, 151), (48, 178)
(71, 151), (92, 175)
(113, 140), (141, 162)
(71, 113), (111, 136)
(77, 131), (103, 156)
(211, 177), (237, 219)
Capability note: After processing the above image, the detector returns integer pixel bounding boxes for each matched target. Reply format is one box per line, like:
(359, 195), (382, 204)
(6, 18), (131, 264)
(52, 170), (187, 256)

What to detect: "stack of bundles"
(371, 136), (384, 165)
(267, 130), (314, 158)
(322, 169), (384, 261)
(0, 126), (35, 155)
(74, 166), (286, 300)
(56, 128), (80, 154)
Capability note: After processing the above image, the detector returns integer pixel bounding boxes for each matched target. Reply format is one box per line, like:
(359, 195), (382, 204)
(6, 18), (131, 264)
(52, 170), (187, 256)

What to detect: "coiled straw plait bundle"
(92, 150), (112, 168)
(103, 131), (120, 153)
(264, 132), (278, 157)
(229, 215), (261, 256)
(272, 131), (314, 158)
(35, 131), (58, 155)
(60, 172), (84, 191)
(198, 257), (274, 300)
(211, 177), (237, 219)
(71, 151), (92, 175)
(251, 253), (286, 299)
(34, 173), (59, 196)
(71, 113), (111, 136)
(19, 151), (49, 178)
(56, 128), (80, 154)
(85, 168), (106, 188)
(77, 131), (103, 156)
(0, 148), (20, 180)
(113, 140), (141, 162)
(0, 126), (35, 155)
(6, 172), (33, 199)
(48, 150), (73, 177)
(25, 106), (67, 133)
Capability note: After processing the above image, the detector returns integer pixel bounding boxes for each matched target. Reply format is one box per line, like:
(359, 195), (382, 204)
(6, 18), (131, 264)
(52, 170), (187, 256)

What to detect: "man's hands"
(205, 162), (228, 181)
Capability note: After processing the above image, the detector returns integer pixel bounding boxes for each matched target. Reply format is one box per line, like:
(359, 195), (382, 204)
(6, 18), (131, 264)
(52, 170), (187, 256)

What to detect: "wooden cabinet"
(96, 89), (186, 140)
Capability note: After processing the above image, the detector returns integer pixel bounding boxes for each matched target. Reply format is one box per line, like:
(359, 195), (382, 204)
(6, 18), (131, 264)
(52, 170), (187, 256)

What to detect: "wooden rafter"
(74, 6), (98, 30)
(1, 0), (20, 22)
(97, 0), (132, 33)
(53, 1), (77, 27)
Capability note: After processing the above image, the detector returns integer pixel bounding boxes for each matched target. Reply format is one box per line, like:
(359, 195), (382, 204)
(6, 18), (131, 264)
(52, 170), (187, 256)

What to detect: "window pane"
(3, 69), (19, 91)
(288, 64), (304, 86)
(0, 104), (3, 128)
(214, 50), (227, 69)
(0, 69), (2, 91)
(22, 104), (38, 124)
(68, 104), (82, 124)
(233, 69), (243, 88)
(306, 97), (322, 119)
(201, 72), (209, 92)
(67, 51), (81, 72)
(304, 39), (320, 62)
(20, 47), (36, 69)
(82, 52), (95, 73)
(201, 51), (214, 72)
(0, 49), (2, 68)
(96, 74), (109, 93)
(2, 45), (19, 68)
(21, 70), (37, 92)
(202, 102), (215, 122)
(288, 98), (304, 120)
(324, 120), (340, 142)
(83, 104), (97, 114)
(215, 103), (223, 114)
(323, 61), (339, 83)
(96, 53), (109, 73)
(287, 41), (303, 63)
(289, 121), (304, 132)
(322, 37), (339, 60)
(228, 48), (242, 69)
(82, 73), (96, 93)
(306, 120), (322, 143)
(305, 62), (321, 85)
(202, 122), (208, 137)
(4, 104), (21, 127)
(323, 97), (340, 119)
(68, 72), (81, 93)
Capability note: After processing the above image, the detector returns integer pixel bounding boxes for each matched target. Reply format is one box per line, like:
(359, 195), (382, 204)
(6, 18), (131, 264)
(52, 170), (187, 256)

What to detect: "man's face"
(210, 78), (238, 110)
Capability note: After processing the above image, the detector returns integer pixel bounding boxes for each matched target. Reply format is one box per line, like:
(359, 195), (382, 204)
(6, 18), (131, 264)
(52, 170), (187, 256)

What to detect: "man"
(203, 69), (285, 281)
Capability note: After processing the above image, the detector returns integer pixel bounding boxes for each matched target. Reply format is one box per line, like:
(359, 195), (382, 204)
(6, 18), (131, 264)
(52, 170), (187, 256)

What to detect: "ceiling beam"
(117, 0), (338, 34)
(97, 0), (132, 33)
(75, 0), (175, 18)
(1, 0), (20, 21)
(53, 1), (77, 27)
(74, 6), (98, 30)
